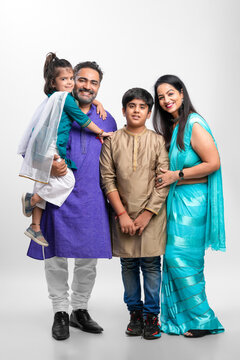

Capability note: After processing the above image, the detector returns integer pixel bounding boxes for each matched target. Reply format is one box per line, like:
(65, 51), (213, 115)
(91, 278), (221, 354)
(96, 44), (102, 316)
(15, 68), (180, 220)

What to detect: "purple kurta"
(27, 105), (117, 260)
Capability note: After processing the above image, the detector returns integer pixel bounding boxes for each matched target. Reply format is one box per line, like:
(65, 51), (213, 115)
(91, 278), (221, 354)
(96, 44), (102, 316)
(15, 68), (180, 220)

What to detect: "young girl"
(18, 53), (113, 247)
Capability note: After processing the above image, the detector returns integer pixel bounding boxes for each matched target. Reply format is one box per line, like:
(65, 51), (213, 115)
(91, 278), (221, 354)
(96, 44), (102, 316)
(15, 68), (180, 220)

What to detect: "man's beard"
(73, 87), (96, 105)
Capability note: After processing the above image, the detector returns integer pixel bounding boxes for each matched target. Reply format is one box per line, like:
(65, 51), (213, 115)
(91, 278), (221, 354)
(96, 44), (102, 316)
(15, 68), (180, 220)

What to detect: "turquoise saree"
(160, 113), (225, 335)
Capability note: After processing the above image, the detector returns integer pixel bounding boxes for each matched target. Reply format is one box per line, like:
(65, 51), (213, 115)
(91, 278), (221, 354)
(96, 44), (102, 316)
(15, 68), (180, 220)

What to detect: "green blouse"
(48, 92), (91, 169)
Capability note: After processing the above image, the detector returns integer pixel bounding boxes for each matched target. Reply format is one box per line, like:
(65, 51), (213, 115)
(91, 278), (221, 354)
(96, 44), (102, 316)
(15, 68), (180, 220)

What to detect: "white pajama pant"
(44, 257), (98, 313)
(33, 166), (75, 210)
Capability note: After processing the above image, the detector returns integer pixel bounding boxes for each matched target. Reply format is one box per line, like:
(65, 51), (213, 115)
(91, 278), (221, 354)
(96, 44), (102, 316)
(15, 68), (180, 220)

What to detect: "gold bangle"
(98, 129), (104, 136)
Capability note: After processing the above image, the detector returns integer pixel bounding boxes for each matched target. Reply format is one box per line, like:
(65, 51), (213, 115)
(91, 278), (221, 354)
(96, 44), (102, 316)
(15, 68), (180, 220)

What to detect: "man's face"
(73, 67), (100, 105)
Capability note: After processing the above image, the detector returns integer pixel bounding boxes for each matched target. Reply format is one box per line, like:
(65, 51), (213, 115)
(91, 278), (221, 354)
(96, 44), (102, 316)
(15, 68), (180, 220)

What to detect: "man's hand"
(134, 210), (153, 236)
(51, 154), (68, 177)
(119, 213), (136, 236)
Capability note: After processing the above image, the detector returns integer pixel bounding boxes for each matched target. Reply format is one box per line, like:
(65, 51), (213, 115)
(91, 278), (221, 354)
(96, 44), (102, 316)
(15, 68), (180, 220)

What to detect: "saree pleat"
(161, 184), (224, 334)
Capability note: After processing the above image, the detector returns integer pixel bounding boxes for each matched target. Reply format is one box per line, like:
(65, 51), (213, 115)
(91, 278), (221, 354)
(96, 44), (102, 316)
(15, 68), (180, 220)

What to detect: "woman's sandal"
(184, 330), (211, 338)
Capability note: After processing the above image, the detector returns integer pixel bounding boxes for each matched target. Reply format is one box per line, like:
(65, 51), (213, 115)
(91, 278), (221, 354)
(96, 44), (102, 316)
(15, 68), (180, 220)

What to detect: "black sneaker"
(52, 311), (70, 340)
(125, 310), (143, 336)
(143, 313), (161, 340)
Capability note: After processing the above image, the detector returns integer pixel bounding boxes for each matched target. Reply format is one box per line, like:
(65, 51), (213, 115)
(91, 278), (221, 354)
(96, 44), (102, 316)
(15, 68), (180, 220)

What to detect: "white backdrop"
(0, 0), (239, 359)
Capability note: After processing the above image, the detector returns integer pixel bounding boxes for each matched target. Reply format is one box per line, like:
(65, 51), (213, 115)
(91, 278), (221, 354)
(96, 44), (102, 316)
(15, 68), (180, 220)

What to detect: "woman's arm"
(184, 123), (220, 177)
(156, 123), (220, 188)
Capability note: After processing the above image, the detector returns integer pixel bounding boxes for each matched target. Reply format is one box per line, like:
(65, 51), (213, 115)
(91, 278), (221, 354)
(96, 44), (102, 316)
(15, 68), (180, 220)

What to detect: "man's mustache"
(78, 88), (94, 95)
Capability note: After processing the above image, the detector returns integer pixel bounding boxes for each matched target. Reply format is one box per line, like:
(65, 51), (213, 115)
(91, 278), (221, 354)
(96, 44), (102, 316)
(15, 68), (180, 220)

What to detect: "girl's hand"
(98, 131), (114, 143)
(95, 100), (107, 120)
(119, 213), (136, 236)
(101, 131), (113, 137)
(134, 210), (153, 236)
(155, 168), (178, 188)
(97, 131), (113, 144)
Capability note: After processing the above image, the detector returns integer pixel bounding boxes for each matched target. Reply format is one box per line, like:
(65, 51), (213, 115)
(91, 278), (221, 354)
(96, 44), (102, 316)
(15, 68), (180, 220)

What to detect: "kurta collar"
(86, 104), (96, 117)
(74, 98), (95, 117)
(123, 126), (147, 137)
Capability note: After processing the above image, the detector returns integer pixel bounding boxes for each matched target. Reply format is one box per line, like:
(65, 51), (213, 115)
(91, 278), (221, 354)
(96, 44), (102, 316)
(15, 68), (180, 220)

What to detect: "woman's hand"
(119, 213), (136, 236)
(155, 168), (178, 188)
(94, 100), (107, 120)
(134, 210), (153, 236)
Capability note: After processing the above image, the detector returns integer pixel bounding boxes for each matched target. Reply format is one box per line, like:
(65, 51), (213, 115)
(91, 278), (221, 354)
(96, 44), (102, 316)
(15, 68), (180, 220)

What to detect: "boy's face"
(122, 99), (151, 129)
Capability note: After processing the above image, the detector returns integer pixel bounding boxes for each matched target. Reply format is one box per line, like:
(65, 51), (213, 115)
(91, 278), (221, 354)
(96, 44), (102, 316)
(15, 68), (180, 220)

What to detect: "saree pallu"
(161, 183), (224, 334)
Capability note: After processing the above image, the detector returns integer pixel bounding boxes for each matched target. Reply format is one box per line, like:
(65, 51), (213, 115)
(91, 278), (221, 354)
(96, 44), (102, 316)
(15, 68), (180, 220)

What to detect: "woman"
(153, 75), (225, 337)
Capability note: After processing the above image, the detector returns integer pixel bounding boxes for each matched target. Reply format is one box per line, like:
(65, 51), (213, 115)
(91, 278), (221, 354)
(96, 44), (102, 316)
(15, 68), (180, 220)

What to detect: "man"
(27, 61), (117, 340)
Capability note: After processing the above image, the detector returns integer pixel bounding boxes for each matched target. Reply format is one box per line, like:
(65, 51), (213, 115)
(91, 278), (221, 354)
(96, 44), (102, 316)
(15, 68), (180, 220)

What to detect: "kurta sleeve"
(64, 94), (92, 127)
(100, 137), (118, 195)
(145, 138), (170, 215)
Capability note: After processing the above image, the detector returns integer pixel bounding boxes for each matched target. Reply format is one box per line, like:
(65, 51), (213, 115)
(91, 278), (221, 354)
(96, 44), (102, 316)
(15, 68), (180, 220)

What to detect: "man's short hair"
(122, 88), (154, 112)
(74, 61), (103, 82)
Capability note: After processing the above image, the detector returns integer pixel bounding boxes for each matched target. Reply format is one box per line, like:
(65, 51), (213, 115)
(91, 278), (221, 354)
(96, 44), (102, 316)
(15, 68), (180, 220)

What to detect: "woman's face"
(157, 83), (183, 119)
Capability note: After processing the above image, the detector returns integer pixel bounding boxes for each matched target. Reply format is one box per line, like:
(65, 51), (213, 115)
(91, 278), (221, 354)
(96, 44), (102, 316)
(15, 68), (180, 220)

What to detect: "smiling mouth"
(166, 103), (174, 109)
(79, 89), (94, 96)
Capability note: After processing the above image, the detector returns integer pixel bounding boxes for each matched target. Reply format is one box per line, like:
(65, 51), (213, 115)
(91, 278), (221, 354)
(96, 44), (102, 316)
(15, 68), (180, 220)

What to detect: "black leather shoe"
(52, 311), (70, 340)
(70, 309), (103, 333)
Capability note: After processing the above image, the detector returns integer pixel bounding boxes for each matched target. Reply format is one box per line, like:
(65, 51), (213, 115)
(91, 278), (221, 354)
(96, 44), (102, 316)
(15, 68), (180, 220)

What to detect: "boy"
(100, 88), (169, 340)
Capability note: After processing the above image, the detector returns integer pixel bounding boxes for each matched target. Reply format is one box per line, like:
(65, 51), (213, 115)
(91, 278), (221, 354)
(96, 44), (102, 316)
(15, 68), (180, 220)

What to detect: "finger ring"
(158, 178), (163, 183)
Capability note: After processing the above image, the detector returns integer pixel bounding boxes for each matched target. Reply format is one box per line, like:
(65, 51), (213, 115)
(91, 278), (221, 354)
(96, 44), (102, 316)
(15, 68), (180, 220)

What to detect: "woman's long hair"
(153, 75), (197, 151)
(43, 52), (72, 95)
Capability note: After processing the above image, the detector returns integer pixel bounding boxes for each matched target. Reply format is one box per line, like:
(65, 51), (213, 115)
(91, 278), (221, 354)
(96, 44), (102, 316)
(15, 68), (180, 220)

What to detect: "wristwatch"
(179, 170), (184, 179)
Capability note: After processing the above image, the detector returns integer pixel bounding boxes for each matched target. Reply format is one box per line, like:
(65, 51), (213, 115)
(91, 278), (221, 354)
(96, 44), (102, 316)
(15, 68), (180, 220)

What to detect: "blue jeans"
(120, 256), (161, 316)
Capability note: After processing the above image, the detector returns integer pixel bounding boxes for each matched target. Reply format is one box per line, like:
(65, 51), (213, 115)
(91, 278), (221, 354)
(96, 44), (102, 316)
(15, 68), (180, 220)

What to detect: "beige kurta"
(100, 127), (169, 258)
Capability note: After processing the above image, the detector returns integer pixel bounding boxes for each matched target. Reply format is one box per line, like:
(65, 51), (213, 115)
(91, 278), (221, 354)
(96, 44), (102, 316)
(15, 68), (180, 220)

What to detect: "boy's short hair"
(122, 88), (154, 112)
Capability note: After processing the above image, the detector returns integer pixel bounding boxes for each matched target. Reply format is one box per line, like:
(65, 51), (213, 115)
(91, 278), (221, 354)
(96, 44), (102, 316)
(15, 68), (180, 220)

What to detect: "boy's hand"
(134, 210), (153, 236)
(119, 213), (136, 236)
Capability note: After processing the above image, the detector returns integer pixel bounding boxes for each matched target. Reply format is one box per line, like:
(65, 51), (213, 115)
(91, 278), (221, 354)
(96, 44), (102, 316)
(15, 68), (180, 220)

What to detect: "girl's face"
(53, 67), (74, 92)
(157, 83), (183, 119)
